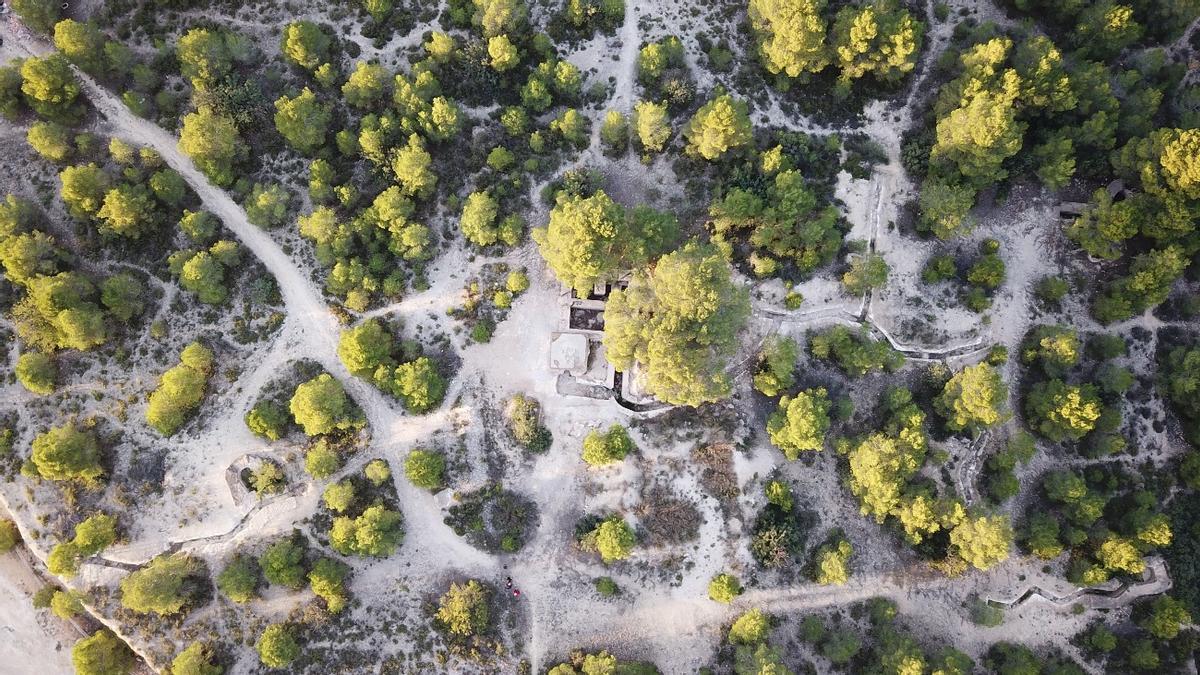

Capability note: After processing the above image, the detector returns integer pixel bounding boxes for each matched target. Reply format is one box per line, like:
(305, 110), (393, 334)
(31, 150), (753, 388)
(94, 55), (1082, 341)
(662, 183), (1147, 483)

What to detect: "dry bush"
(637, 485), (701, 545)
(692, 443), (738, 503)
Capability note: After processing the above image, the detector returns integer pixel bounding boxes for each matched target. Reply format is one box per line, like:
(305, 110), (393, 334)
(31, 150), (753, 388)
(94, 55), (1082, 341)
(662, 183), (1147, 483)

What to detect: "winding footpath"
(0, 15), (494, 579)
(0, 13), (1181, 673)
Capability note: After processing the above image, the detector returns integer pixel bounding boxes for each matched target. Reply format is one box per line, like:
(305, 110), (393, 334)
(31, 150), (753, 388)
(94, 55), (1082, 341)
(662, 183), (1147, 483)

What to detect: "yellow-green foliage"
(930, 38), (1025, 186)
(936, 363), (1007, 432)
(949, 514), (1013, 571)
(31, 422), (102, 482)
(633, 100), (671, 152)
(767, 388), (831, 459)
(602, 241), (749, 406)
(256, 623), (299, 668)
(831, 0), (922, 85)
(289, 373), (360, 437)
(170, 641), (223, 675)
(435, 579), (490, 635)
(728, 608), (771, 645)
(72, 630), (135, 675)
(1025, 379), (1101, 442)
(590, 515), (635, 563)
(581, 424), (633, 466)
(15, 351), (56, 395)
(308, 558), (350, 614)
(708, 573), (742, 603)
(146, 341), (214, 436)
(813, 538), (853, 585)
(683, 93), (753, 160)
(748, 0), (829, 77)
(119, 554), (204, 615)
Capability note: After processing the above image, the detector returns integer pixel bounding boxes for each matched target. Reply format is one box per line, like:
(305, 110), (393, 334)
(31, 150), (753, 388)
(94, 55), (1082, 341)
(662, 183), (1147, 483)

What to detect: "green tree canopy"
(309, 557), (350, 613)
(931, 39), (1025, 186)
(149, 168), (187, 206)
(533, 190), (678, 293)
(752, 336), (798, 396)
(72, 630), (134, 675)
(391, 133), (437, 199)
(729, 607), (771, 645)
(949, 514), (1012, 570)
(342, 61), (391, 109)
(581, 424), (634, 466)
(73, 512), (118, 555)
(708, 573), (742, 603)
(767, 388), (832, 459)
(831, 0), (923, 85)
(176, 28), (232, 89)
(31, 422), (102, 481)
(146, 341), (214, 436)
(15, 351), (56, 395)
(257, 623), (299, 669)
(304, 439), (341, 479)
(178, 109), (246, 187)
(436, 579), (490, 635)
(488, 34), (520, 71)
(20, 54), (80, 120)
(27, 121), (73, 162)
(260, 536), (306, 589)
(683, 93), (753, 161)
(472, 0), (529, 37)
(281, 21), (331, 71)
(216, 553), (259, 603)
(59, 164), (112, 220)
(842, 253), (889, 294)
(243, 182), (291, 229)
(633, 100), (671, 153)
(0, 229), (60, 288)
(1025, 379), (1101, 442)
(748, 0), (829, 77)
(1066, 188), (1142, 260)
(274, 88), (331, 154)
(591, 515), (635, 563)
(602, 240), (749, 406)
(918, 179), (976, 239)
(404, 448), (445, 489)
(935, 363), (1007, 433)
(97, 184), (159, 239)
(329, 505), (404, 556)
(338, 318), (395, 377)
(289, 373), (361, 436)
(459, 191), (502, 247)
(53, 20), (106, 74)
(171, 642), (223, 675)
(14, 271), (108, 351)
(10, 0), (61, 33)
(813, 537), (854, 585)
(119, 554), (206, 615)
(1137, 595), (1192, 640)
(323, 479), (357, 513)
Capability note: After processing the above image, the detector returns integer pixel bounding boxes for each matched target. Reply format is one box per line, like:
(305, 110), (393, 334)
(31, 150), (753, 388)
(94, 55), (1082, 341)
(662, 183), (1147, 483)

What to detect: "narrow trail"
(0, 10), (1181, 673)
(612, 3), (640, 110)
(1, 21), (494, 574)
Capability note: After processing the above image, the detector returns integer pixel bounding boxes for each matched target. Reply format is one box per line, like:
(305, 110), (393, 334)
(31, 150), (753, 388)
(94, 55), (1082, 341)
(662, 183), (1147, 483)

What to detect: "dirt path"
(0, 14), (495, 574)
(0, 550), (81, 675)
(612, 3), (640, 111)
(0, 11), (1179, 674)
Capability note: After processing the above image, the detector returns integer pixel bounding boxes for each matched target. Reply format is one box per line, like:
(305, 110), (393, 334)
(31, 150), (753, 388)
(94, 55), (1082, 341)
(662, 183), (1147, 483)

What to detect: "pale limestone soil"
(0, 1), (1187, 672)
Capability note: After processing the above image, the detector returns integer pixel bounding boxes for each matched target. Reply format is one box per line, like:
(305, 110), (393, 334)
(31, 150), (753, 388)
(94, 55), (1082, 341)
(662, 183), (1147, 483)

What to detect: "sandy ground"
(0, 0), (1192, 672)
(0, 549), (80, 675)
